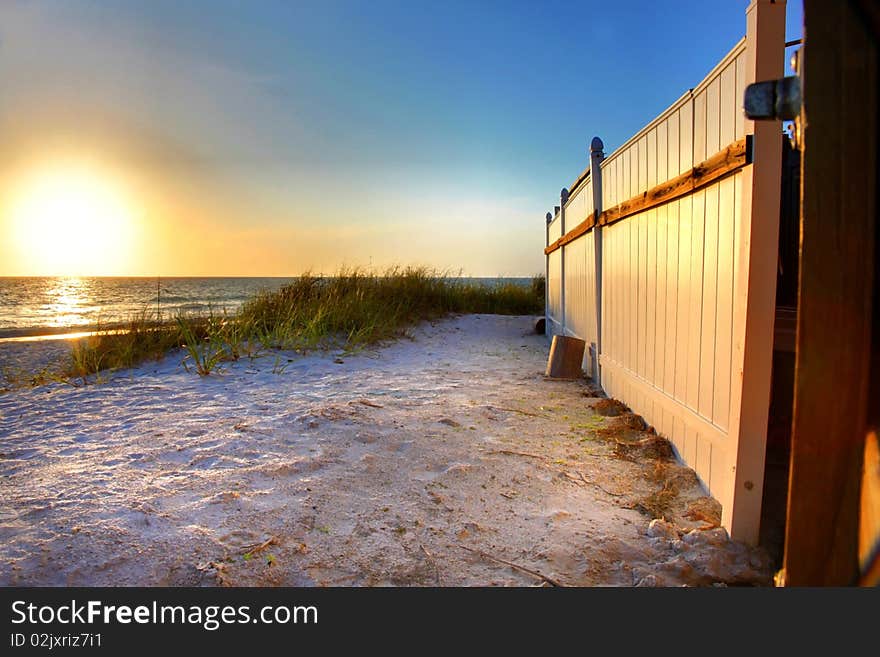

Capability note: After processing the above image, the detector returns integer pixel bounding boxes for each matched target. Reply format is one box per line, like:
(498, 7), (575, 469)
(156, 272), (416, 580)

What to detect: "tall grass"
(66, 312), (200, 383)
(62, 266), (545, 380)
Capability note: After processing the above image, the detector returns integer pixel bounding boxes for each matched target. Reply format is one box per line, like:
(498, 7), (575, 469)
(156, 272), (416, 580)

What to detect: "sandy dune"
(0, 315), (771, 586)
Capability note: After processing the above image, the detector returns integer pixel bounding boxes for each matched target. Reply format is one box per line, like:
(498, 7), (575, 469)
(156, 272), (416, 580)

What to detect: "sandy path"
(0, 315), (770, 586)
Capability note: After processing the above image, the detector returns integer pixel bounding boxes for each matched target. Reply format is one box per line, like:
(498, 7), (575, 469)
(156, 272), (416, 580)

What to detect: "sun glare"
(10, 166), (135, 275)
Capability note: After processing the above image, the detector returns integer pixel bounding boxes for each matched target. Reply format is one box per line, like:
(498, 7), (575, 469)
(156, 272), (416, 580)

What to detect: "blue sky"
(0, 1), (803, 276)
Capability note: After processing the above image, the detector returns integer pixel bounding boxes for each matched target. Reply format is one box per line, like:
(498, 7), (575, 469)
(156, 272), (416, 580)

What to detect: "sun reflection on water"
(42, 277), (101, 328)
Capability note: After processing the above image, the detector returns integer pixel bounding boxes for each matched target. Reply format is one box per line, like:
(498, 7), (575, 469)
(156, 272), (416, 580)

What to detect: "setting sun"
(9, 166), (135, 276)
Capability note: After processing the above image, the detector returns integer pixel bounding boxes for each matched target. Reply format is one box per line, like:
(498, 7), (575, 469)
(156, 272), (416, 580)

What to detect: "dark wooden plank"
(782, 0), (878, 586)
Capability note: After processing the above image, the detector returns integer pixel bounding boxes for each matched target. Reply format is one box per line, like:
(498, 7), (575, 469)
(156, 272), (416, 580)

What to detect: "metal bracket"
(743, 47), (805, 151)
(744, 76), (801, 121)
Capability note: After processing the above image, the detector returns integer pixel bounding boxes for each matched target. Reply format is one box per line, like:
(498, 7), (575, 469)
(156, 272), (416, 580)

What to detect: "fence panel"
(547, 247), (562, 333)
(542, 0), (785, 543)
(562, 232), (597, 374)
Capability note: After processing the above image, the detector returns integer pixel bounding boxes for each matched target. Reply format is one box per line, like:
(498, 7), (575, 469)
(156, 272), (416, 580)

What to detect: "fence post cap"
(545, 212), (553, 223)
(590, 136), (604, 153)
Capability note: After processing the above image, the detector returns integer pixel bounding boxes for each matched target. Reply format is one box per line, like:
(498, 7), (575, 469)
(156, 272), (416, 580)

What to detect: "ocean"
(0, 276), (531, 338)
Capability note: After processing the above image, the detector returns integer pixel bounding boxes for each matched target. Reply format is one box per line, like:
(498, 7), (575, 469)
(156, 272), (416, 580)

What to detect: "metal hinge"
(744, 47), (804, 150)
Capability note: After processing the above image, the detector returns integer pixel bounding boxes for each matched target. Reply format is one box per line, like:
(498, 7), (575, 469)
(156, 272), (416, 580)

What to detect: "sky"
(0, 0), (804, 277)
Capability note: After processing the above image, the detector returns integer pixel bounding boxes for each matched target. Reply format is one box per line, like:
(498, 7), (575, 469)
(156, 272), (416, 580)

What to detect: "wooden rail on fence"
(545, 137), (749, 256)
(543, 215), (596, 255)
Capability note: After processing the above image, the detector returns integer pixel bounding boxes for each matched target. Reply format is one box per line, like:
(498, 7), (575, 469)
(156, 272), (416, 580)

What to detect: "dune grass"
(62, 266), (545, 380)
(66, 312), (203, 383)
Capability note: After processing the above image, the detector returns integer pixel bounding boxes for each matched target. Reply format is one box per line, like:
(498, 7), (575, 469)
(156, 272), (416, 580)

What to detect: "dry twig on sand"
(488, 449), (546, 460)
(562, 471), (627, 498)
(196, 561), (232, 587)
(354, 399), (384, 409)
(490, 405), (544, 418)
(420, 544), (441, 586)
(457, 545), (565, 587)
(241, 536), (279, 556)
(490, 450), (631, 500)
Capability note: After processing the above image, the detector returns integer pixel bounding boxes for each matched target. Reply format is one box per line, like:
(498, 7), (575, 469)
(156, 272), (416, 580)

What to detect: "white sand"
(0, 338), (76, 385)
(0, 315), (771, 586)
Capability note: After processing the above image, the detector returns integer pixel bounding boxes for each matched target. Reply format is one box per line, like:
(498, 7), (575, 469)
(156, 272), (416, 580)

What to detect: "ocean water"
(0, 276), (531, 337)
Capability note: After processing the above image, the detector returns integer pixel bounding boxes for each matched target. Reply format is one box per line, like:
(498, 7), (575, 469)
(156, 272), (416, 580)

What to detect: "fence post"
(559, 188), (569, 336)
(589, 137), (605, 383)
(545, 211), (552, 334)
(723, 0), (786, 545)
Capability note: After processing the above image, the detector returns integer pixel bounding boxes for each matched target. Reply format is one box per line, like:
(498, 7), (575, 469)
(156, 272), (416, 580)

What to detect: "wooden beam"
(782, 0), (877, 586)
(544, 138), (748, 256)
(598, 138), (748, 227)
(543, 215), (595, 255)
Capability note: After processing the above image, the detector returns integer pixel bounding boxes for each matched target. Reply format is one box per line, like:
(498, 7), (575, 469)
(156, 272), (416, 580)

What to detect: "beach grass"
(66, 312), (203, 382)
(62, 266), (545, 380)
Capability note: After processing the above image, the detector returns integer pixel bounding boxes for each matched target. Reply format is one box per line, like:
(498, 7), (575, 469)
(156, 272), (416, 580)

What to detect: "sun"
(9, 165), (135, 276)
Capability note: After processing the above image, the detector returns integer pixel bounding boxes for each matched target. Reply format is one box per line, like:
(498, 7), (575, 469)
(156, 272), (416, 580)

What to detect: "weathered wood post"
(589, 137), (605, 383)
(782, 0), (878, 585)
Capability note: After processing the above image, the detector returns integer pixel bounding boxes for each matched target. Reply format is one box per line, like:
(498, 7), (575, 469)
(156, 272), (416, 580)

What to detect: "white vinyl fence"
(544, 0), (786, 544)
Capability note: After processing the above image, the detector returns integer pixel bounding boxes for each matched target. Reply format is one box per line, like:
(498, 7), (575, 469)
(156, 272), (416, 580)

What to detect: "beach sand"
(0, 337), (77, 385)
(0, 314), (771, 586)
